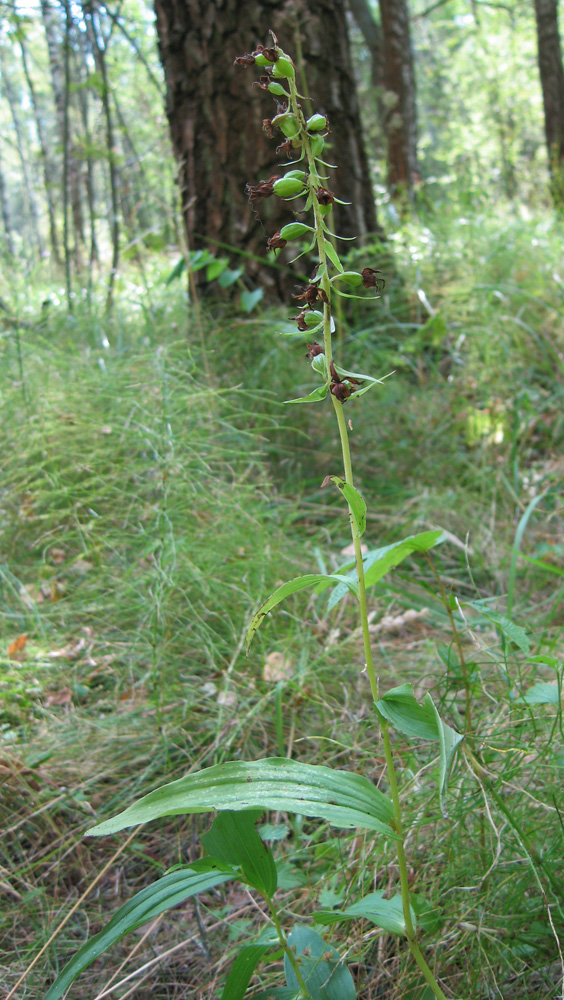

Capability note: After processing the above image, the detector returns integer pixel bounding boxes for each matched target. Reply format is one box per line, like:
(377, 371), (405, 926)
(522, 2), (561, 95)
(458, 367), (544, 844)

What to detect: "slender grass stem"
(426, 551), (473, 734)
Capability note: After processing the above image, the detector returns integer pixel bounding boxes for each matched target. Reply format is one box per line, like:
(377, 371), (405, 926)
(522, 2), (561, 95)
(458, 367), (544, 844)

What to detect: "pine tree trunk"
(533, 0), (564, 204)
(0, 48), (45, 257)
(152, 0), (379, 288)
(378, 0), (417, 199)
(20, 36), (61, 263)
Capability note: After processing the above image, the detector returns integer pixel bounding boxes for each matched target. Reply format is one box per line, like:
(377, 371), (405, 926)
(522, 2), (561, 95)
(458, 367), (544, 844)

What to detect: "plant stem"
(266, 896), (312, 999)
(288, 68), (448, 1000)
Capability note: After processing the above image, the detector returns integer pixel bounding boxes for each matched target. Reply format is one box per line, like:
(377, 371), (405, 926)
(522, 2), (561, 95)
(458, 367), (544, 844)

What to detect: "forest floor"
(1, 204), (564, 1000)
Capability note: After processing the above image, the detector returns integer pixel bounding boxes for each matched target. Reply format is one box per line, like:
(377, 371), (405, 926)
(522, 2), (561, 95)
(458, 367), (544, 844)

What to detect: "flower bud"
(306, 114), (327, 132)
(309, 134), (325, 157)
(279, 222), (313, 241)
(272, 56), (295, 79)
(273, 176), (306, 197)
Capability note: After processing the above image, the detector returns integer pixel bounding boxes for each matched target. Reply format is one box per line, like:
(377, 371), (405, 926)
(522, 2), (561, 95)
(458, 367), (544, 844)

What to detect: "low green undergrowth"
(1, 186), (564, 998)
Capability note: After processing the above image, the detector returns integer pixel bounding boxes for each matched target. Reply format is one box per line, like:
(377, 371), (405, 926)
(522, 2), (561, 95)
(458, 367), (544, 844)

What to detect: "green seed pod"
(272, 56), (295, 79)
(254, 54), (273, 67)
(276, 114), (300, 138)
(267, 82), (288, 96)
(273, 176), (306, 198)
(306, 114), (327, 132)
(309, 134), (325, 157)
(279, 222), (313, 241)
(337, 271), (363, 287)
(319, 203), (333, 216)
(305, 310), (323, 327)
(284, 169), (307, 181)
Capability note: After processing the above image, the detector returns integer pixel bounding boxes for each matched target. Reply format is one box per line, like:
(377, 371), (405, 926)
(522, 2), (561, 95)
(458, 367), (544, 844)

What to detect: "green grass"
(1, 207), (564, 999)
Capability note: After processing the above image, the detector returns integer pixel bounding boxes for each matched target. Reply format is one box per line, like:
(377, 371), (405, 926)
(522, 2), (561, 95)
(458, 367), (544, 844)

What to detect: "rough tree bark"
(152, 0), (379, 285)
(533, 0), (564, 204)
(378, 0), (418, 199)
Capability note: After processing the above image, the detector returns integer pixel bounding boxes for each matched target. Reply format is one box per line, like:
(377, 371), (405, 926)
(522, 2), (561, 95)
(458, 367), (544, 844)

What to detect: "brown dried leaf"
(8, 634), (28, 660)
(263, 651), (293, 682)
(45, 687), (73, 707)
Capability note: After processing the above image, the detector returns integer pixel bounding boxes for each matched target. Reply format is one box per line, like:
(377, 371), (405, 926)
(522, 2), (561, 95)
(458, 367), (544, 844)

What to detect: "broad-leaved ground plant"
(43, 35), (474, 1000)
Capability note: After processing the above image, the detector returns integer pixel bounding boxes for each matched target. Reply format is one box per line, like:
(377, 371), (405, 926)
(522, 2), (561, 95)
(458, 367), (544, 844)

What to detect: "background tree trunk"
(0, 47), (45, 257)
(533, 0), (564, 204)
(348, 0), (383, 87)
(0, 144), (15, 256)
(20, 34), (61, 263)
(152, 0), (380, 289)
(378, 0), (418, 199)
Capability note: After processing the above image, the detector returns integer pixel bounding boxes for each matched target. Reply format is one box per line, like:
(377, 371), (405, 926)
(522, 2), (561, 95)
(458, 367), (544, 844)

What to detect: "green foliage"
(86, 758), (397, 839)
(43, 861), (235, 1000)
(284, 925), (356, 1000)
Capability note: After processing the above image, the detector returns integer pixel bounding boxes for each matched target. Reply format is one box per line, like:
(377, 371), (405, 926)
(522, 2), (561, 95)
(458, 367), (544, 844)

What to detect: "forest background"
(2, 1), (564, 998)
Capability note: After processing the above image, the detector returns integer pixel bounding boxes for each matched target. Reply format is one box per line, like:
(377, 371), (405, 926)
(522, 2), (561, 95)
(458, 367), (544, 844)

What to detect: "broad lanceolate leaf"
(246, 573), (359, 650)
(86, 758), (397, 839)
(323, 475), (366, 537)
(314, 890), (409, 936)
(221, 945), (273, 1000)
(221, 928), (280, 1000)
(284, 924), (356, 1000)
(327, 530), (444, 611)
(202, 810), (277, 896)
(375, 684), (463, 817)
(43, 860), (235, 1000)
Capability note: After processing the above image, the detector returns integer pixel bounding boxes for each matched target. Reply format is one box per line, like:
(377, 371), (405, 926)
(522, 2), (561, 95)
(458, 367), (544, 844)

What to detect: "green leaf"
(465, 602), (530, 654)
(283, 383), (329, 404)
(314, 890), (409, 936)
(218, 267), (244, 288)
(202, 810), (277, 896)
(327, 530), (444, 611)
(221, 935), (278, 1000)
(189, 248), (214, 272)
(247, 573), (359, 649)
(323, 476), (366, 537)
(240, 287), (264, 313)
(376, 684), (463, 816)
(85, 758), (397, 839)
(520, 682), (560, 706)
(332, 362), (385, 385)
(322, 237), (344, 273)
(284, 925), (356, 1000)
(43, 860), (235, 1000)
(164, 256), (186, 286)
(206, 256), (228, 281)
